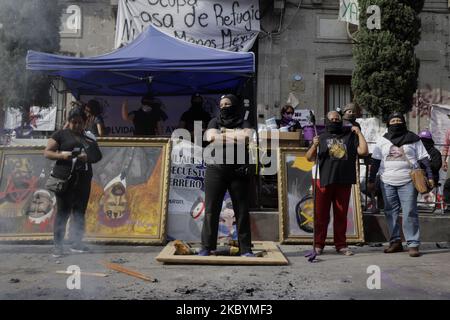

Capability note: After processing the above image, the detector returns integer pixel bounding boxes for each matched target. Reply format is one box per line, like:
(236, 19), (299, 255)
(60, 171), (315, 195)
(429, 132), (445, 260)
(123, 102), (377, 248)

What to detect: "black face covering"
(191, 102), (203, 109)
(387, 123), (407, 136)
(326, 121), (344, 134)
(220, 107), (234, 118)
(383, 116), (420, 147)
(217, 94), (243, 129)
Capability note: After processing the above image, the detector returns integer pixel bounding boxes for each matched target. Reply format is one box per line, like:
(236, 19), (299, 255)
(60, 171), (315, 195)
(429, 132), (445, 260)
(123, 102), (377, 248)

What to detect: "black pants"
(53, 171), (92, 246)
(201, 165), (252, 253)
(444, 178), (450, 205)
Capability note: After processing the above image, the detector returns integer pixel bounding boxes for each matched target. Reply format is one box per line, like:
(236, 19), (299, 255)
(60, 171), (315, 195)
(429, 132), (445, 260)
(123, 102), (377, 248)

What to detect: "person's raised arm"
(352, 126), (369, 156)
(306, 136), (319, 162)
(121, 99), (134, 122)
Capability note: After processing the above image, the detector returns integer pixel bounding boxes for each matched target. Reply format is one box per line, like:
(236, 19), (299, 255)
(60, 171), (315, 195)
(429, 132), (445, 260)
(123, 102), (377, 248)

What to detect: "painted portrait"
(278, 147), (364, 244)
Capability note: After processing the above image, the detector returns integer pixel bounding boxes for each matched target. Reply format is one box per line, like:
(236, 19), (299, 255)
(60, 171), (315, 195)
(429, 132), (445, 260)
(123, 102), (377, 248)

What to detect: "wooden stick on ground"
(56, 271), (108, 277)
(101, 261), (157, 282)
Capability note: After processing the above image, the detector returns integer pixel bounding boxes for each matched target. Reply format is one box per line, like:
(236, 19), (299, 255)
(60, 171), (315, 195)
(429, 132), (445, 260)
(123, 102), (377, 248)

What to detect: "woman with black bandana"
(198, 94), (255, 257)
(306, 111), (368, 256)
(368, 112), (434, 257)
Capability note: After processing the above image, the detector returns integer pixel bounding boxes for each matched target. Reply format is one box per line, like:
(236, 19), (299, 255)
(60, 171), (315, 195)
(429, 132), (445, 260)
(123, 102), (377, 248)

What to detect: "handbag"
(45, 158), (76, 195)
(407, 158), (431, 194)
(45, 175), (71, 194)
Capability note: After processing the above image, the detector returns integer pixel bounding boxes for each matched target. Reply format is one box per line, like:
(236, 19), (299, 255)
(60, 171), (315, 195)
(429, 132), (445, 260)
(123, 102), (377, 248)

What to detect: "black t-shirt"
(50, 129), (92, 179)
(318, 130), (358, 187)
(130, 108), (167, 136)
(180, 108), (211, 132)
(206, 118), (253, 166)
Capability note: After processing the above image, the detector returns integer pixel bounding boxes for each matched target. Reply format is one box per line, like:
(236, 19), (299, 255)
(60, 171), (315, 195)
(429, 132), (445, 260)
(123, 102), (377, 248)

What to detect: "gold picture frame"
(0, 146), (55, 241)
(0, 138), (171, 244)
(278, 147), (364, 244)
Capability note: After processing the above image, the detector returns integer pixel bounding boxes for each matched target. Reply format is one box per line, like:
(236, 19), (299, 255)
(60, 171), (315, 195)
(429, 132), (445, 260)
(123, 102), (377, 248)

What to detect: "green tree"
(0, 0), (61, 125)
(352, 0), (424, 122)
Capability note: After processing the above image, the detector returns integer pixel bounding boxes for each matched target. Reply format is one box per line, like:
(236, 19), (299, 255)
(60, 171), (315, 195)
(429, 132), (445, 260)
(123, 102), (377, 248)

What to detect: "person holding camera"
(44, 108), (97, 257)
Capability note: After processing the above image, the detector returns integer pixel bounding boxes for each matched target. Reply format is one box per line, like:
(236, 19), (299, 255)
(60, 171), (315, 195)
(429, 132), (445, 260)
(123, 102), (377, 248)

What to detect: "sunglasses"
(285, 112), (294, 115)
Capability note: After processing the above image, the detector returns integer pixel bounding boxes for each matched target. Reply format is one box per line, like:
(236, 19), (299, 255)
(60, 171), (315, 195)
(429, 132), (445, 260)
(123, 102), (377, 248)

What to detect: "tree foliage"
(352, 0), (424, 121)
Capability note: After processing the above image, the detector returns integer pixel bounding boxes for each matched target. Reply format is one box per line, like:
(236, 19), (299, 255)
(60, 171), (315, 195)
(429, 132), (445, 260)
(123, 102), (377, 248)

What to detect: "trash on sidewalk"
(173, 240), (195, 255)
(9, 278), (20, 283)
(110, 258), (129, 264)
(101, 261), (158, 283)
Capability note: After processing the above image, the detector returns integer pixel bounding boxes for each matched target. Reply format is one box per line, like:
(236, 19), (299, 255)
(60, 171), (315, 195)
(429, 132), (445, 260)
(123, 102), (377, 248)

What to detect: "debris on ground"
(110, 258), (129, 264)
(173, 240), (195, 255)
(102, 261), (157, 282)
(9, 278), (20, 283)
(175, 287), (196, 294)
(436, 242), (450, 249)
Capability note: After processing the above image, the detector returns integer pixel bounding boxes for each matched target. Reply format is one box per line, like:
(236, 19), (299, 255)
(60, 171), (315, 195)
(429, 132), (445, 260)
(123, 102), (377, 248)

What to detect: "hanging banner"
(29, 106), (57, 131)
(4, 106), (56, 131)
(338, 0), (359, 25)
(356, 117), (386, 143)
(430, 104), (450, 146)
(115, 0), (260, 51)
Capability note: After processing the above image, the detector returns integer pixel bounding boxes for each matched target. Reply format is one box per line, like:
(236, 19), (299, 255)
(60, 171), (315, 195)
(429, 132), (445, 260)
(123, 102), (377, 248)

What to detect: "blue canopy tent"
(26, 25), (255, 98)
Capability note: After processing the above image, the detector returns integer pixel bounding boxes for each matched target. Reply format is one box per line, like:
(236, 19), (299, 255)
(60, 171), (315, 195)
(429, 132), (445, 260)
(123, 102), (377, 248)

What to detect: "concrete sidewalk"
(0, 243), (449, 300)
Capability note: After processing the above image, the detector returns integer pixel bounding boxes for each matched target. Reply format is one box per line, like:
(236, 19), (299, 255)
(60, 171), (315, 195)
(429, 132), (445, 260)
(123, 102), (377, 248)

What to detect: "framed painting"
(84, 137), (171, 244)
(278, 147), (364, 244)
(0, 147), (55, 241)
(0, 138), (171, 244)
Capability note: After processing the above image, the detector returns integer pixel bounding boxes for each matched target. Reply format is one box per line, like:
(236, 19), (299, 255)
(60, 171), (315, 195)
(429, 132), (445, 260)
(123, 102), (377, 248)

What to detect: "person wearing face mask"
(305, 111), (368, 256)
(121, 95), (168, 136)
(178, 93), (211, 136)
(199, 94), (255, 257)
(368, 113), (434, 257)
(341, 102), (361, 130)
(276, 104), (301, 132)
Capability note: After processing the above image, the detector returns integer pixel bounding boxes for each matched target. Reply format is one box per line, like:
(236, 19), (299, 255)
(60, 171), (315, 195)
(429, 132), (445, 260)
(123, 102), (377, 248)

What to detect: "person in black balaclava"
(342, 102), (361, 130)
(178, 93), (211, 136)
(305, 111), (368, 256)
(121, 94), (167, 136)
(198, 94), (255, 257)
(368, 112), (434, 257)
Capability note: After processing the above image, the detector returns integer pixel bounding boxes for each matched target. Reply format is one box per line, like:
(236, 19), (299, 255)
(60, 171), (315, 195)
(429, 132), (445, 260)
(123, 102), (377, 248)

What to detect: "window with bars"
(324, 75), (353, 116)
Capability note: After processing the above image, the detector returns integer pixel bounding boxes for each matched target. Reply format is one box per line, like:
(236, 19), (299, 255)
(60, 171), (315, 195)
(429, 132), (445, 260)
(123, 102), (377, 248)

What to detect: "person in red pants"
(306, 111), (368, 256)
